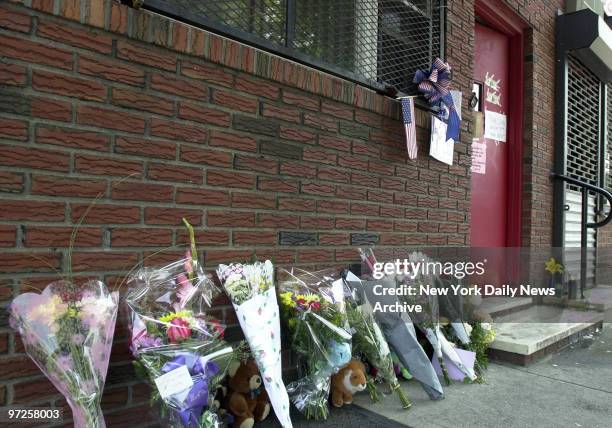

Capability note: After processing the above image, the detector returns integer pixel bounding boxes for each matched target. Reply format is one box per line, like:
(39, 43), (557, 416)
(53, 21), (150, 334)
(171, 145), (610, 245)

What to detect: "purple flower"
(56, 355), (74, 372)
(130, 333), (163, 357)
(71, 334), (85, 345)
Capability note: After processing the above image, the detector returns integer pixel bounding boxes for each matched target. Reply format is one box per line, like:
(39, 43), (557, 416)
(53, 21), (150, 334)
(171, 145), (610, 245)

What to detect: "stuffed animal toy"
(326, 339), (351, 370)
(223, 359), (271, 428)
(330, 359), (367, 407)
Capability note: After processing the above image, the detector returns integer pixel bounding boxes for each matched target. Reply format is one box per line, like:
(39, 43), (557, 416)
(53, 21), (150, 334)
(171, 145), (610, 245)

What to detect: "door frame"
(474, 0), (527, 247)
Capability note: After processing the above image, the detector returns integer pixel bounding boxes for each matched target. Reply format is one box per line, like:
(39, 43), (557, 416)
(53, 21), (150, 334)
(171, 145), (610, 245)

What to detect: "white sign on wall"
(429, 116), (454, 166)
(484, 110), (507, 142)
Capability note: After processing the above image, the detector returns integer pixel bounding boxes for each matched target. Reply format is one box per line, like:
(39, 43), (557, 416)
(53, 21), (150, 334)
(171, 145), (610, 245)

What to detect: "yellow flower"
(279, 292), (296, 308)
(159, 310), (192, 323)
(29, 295), (68, 323)
(545, 257), (564, 274)
(304, 294), (319, 303)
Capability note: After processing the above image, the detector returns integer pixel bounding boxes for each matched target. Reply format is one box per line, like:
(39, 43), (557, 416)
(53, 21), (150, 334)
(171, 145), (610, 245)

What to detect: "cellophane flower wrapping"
(126, 253), (236, 428)
(278, 268), (352, 420)
(400, 252), (476, 383)
(217, 261), (293, 428)
(343, 271), (411, 409)
(9, 280), (119, 428)
(358, 248), (444, 400)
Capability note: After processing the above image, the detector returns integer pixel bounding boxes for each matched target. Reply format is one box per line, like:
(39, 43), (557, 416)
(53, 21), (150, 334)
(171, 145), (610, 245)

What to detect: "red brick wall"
(0, 0), (562, 424)
(0, 0), (472, 423)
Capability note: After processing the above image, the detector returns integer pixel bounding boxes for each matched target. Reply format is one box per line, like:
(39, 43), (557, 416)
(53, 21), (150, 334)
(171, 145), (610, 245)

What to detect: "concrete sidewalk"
(354, 323), (612, 428)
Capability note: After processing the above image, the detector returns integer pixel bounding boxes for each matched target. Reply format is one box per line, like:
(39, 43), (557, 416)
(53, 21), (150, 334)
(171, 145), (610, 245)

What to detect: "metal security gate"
(563, 55), (601, 286)
(143, 0), (445, 95)
(553, 7), (612, 299)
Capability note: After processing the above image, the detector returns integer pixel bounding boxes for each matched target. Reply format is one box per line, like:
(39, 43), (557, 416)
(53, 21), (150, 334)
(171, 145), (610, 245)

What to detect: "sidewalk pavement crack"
(504, 365), (612, 394)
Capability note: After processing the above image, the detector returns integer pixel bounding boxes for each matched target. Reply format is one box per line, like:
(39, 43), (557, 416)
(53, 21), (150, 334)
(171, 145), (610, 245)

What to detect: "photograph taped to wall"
(429, 116), (454, 165)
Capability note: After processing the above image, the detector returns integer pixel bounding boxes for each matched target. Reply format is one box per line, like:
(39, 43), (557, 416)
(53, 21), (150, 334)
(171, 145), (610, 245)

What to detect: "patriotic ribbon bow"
(413, 58), (461, 142)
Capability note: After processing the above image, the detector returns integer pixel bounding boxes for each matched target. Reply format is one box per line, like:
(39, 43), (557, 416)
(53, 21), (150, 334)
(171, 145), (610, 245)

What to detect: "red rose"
(296, 298), (307, 308)
(167, 318), (191, 343)
(210, 319), (225, 339)
(310, 301), (321, 311)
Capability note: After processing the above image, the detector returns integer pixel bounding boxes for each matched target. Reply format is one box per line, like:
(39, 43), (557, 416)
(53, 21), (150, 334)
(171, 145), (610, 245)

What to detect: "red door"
(470, 24), (510, 247)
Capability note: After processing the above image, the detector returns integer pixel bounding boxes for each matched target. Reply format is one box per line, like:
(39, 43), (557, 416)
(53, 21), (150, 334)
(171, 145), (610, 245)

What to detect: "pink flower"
(183, 251), (194, 275)
(167, 318), (191, 343)
(175, 273), (196, 310)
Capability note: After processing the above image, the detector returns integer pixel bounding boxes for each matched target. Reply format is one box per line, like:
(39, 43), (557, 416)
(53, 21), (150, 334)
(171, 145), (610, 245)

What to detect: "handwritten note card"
(154, 365), (193, 399)
(471, 140), (486, 175)
(484, 110), (507, 142)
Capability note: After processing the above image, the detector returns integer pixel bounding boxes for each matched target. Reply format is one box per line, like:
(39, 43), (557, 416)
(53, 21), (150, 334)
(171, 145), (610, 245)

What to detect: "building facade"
(1, 0), (611, 424)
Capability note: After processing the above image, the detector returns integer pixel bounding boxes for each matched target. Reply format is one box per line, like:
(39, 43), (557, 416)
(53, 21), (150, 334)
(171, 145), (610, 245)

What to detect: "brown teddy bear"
(223, 359), (271, 428)
(330, 359), (367, 407)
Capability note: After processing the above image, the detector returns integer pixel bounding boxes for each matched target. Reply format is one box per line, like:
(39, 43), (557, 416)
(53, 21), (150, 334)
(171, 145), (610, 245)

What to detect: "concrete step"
(584, 285), (612, 311)
(478, 296), (533, 318)
(488, 305), (604, 365)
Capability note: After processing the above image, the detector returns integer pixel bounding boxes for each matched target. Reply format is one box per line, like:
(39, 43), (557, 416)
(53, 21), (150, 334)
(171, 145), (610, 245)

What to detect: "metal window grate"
(164, 0), (287, 45)
(566, 55), (601, 192)
(144, 0), (445, 95)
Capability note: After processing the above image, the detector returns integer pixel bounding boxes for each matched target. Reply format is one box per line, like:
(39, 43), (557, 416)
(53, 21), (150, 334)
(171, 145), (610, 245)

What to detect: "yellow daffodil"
(545, 257), (564, 274)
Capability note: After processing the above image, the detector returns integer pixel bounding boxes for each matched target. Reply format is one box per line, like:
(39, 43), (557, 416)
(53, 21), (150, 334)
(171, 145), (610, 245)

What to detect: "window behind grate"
(144, 0), (445, 95)
(566, 55), (601, 192)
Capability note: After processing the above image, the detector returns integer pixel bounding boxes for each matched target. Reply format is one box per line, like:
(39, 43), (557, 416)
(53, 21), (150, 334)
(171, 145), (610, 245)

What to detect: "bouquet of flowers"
(400, 252), (477, 384)
(358, 248), (444, 400)
(342, 270), (411, 409)
(453, 321), (495, 381)
(217, 260), (292, 428)
(10, 280), (119, 427)
(278, 268), (352, 420)
(127, 223), (237, 428)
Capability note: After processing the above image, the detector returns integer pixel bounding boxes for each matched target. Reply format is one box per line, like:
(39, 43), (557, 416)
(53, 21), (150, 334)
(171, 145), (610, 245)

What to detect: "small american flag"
(401, 97), (417, 160)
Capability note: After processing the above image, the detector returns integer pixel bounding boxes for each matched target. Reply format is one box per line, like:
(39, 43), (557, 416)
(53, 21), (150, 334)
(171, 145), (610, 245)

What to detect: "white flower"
(225, 273), (244, 288)
(480, 322), (491, 331)
(464, 322), (473, 336)
(605, 0), (612, 17)
(264, 260), (274, 284)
